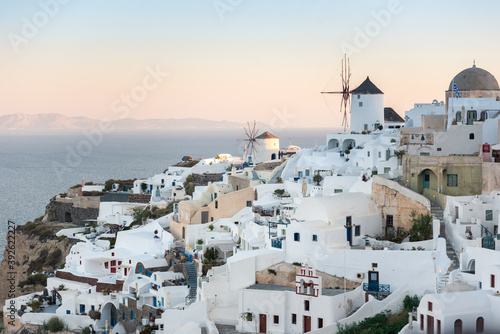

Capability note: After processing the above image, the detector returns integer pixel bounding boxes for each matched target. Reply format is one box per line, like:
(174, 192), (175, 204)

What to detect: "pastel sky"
(1, 0), (500, 128)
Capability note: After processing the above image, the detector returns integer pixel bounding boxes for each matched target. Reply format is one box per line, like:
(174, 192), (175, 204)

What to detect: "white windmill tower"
(238, 121), (259, 165)
(238, 121), (280, 165)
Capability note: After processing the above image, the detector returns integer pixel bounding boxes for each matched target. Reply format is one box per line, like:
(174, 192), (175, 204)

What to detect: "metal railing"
(363, 283), (390, 294)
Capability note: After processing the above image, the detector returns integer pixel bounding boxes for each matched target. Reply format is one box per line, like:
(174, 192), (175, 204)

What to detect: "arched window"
(476, 317), (484, 333)
(454, 319), (462, 334)
(470, 133), (475, 140)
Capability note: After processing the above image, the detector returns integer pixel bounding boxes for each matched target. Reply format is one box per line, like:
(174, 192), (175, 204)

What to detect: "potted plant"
(240, 310), (255, 322)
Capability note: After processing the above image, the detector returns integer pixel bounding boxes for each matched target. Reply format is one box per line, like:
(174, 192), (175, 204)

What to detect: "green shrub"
(183, 174), (196, 196)
(403, 295), (420, 312)
(81, 327), (91, 334)
(44, 317), (65, 332)
(44, 249), (62, 268)
(204, 247), (218, 262)
(409, 211), (433, 241)
(88, 309), (101, 320)
(337, 311), (407, 334)
(18, 273), (48, 288)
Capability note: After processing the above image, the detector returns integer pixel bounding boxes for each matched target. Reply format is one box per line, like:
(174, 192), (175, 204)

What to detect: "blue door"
(368, 270), (379, 292)
(80, 304), (85, 314)
(423, 172), (430, 189)
(153, 296), (157, 307)
(346, 216), (352, 246)
(483, 236), (495, 250)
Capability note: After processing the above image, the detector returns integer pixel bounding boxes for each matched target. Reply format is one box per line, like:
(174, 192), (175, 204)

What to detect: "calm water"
(0, 128), (333, 260)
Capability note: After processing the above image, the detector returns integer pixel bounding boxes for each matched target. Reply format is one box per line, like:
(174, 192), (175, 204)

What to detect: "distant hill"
(0, 113), (255, 132)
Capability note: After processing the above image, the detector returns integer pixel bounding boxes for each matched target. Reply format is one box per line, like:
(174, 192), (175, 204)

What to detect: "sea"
(0, 128), (335, 261)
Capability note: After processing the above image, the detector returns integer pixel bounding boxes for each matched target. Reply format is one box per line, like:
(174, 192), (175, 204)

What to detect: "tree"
(104, 179), (116, 191)
(132, 207), (150, 225)
(395, 150), (405, 166)
(409, 211), (432, 241)
(184, 174), (195, 196)
(344, 149), (351, 159)
(313, 174), (323, 186)
(204, 247), (218, 262)
(141, 182), (148, 192)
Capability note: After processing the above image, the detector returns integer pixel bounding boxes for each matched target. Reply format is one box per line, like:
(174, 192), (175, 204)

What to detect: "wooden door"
(303, 315), (311, 333)
(259, 314), (266, 333)
(427, 315), (434, 334)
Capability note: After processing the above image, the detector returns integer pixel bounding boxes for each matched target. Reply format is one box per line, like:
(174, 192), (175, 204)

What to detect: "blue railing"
(271, 239), (283, 249)
(363, 283), (390, 294)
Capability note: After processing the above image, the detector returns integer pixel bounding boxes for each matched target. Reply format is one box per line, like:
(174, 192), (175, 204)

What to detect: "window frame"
(447, 174), (458, 187)
(294, 233), (300, 242)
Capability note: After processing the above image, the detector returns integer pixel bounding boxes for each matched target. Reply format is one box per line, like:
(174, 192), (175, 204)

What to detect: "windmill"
(321, 54), (352, 132)
(238, 121), (259, 164)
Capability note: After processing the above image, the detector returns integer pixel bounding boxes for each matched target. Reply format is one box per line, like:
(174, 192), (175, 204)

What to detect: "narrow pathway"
(431, 203), (459, 272)
(184, 261), (197, 301)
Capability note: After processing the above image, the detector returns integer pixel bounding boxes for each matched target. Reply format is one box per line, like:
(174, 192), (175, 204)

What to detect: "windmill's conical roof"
(352, 76), (383, 95)
(256, 131), (278, 139)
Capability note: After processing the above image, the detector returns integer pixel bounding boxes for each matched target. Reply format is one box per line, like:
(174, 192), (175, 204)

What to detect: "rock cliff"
(0, 220), (77, 309)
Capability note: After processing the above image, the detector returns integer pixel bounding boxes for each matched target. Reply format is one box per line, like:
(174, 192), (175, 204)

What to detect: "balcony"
(363, 283), (390, 294)
(271, 238), (283, 249)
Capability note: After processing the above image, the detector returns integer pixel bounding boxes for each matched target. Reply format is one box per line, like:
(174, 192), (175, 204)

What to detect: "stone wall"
(113, 297), (163, 329)
(403, 155), (482, 196)
(372, 176), (431, 235)
(482, 162), (500, 194)
(193, 173), (223, 186)
(50, 197), (99, 225)
(228, 175), (252, 191)
(255, 262), (361, 290)
(55, 271), (124, 292)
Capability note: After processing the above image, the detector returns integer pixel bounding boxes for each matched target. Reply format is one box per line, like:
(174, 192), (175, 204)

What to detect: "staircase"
(431, 203), (459, 273)
(184, 262), (197, 302)
(436, 274), (449, 293)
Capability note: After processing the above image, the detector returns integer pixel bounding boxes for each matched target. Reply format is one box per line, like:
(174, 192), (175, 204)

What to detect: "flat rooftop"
(247, 284), (351, 296)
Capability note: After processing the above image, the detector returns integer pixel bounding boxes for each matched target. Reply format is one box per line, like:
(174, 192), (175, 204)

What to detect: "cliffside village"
(5, 63), (500, 334)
